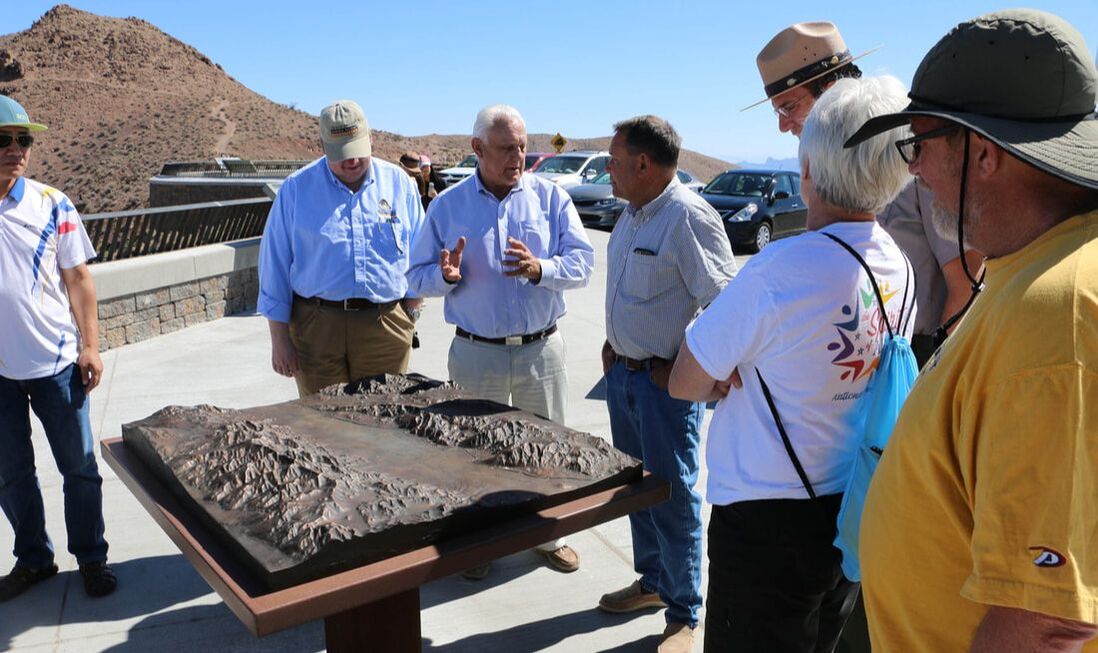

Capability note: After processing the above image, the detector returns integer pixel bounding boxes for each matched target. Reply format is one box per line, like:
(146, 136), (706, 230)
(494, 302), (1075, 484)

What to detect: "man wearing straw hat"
(0, 94), (116, 601)
(750, 22), (982, 367)
(846, 9), (1098, 651)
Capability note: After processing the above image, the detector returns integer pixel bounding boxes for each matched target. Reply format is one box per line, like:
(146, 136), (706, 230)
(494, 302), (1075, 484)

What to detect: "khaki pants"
(289, 298), (414, 397)
(448, 330), (568, 552)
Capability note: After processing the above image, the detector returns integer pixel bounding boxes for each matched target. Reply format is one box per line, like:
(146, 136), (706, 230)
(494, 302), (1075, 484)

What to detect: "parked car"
(567, 172), (626, 227)
(677, 169), (705, 193)
(700, 169), (806, 252)
(525, 152), (553, 172)
(533, 150), (610, 189)
(439, 154), (477, 186)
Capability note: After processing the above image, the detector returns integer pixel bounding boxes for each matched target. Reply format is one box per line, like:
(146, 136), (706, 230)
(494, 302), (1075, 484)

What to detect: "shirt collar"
(3, 176), (26, 204)
(322, 157), (375, 193)
(628, 177), (679, 220)
(474, 170), (525, 198)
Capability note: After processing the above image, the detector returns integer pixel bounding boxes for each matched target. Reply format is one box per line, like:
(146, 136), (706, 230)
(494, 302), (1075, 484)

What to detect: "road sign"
(551, 133), (567, 153)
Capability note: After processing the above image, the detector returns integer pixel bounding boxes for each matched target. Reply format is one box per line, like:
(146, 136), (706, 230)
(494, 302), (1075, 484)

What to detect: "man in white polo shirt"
(0, 95), (115, 601)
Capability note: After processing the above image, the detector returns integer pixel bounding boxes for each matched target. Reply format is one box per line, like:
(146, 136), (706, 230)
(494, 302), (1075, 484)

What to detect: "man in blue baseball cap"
(0, 94), (116, 601)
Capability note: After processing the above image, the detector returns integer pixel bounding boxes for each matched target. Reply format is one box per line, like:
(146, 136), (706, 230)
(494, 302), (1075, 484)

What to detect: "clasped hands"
(439, 236), (542, 283)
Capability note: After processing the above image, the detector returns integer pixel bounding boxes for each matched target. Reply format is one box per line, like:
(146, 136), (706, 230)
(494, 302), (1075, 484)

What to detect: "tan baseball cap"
(319, 100), (371, 162)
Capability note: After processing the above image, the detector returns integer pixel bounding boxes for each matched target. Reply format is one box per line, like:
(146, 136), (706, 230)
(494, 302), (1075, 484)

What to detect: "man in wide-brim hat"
(849, 10), (1098, 651)
(746, 21), (873, 135)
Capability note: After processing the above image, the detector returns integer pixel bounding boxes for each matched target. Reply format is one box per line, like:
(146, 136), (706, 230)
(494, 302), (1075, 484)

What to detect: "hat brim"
(741, 46), (882, 112)
(323, 135), (371, 162)
(0, 121), (47, 132)
(845, 106), (1098, 191)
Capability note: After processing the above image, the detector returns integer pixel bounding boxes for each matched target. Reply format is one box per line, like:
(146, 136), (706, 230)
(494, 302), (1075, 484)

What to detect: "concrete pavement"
(0, 227), (751, 652)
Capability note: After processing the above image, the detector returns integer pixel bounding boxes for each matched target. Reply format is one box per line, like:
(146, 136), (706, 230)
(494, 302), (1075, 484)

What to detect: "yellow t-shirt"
(861, 210), (1098, 651)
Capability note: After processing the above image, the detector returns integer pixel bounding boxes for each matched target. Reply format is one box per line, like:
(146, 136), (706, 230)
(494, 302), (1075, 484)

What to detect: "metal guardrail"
(158, 160), (311, 178)
(83, 197), (272, 262)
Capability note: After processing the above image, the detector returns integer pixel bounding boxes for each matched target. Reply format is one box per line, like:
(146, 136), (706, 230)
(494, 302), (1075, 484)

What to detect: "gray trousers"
(448, 330), (568, 551)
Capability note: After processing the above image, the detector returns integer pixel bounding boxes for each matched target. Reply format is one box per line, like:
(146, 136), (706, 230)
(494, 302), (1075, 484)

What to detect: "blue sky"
(5, 1), (1097, 163)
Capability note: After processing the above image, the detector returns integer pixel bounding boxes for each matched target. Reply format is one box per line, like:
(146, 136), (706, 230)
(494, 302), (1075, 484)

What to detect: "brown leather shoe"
(535, 545), (580, 573)
(657, 622), (696, 653)
(597, 580), (666, 613)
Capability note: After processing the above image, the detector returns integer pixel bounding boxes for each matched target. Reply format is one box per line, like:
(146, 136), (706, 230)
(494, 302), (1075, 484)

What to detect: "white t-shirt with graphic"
(685, 221), (915, 505)
(0, 177), (96, 380)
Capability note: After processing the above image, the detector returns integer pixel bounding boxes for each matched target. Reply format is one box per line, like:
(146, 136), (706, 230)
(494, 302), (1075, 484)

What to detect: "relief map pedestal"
(102, 374), (669, 652)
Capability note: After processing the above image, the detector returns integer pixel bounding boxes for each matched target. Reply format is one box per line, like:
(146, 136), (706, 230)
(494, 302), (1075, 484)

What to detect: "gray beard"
(930, 202), (960, 243)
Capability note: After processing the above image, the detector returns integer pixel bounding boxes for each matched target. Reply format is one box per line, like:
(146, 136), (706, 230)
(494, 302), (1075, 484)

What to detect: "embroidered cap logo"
(1029, 546), (1066, 568)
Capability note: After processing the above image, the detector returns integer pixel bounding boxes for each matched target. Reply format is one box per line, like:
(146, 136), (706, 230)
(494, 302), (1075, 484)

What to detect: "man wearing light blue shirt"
(259, 100), (424, 396)
(407, 104), (594, 576)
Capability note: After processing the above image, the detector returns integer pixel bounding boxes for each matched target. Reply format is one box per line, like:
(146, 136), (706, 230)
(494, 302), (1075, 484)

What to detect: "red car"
(525, 152), (553, 172)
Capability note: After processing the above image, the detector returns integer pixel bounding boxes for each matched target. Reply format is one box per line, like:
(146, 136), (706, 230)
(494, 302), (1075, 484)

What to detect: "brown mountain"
(0, 5), (731, 213)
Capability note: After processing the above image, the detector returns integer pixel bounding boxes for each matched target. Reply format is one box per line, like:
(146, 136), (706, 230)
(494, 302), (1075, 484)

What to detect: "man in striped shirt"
(597, 115), (737, 653)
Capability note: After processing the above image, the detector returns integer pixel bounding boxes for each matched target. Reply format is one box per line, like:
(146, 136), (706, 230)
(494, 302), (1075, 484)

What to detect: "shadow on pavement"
(422, 607), (656, 652)
(585, 376), (607, 401)
(0, 554), (211, 651)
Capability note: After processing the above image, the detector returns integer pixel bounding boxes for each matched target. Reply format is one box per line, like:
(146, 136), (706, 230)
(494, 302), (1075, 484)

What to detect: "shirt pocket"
(621, 250), (676, 300)
(516, 214), (552, 258)
(370, 217), (405, 260)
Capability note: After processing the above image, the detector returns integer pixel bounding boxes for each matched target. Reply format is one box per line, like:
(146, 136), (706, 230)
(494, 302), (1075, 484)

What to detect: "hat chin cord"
(933, 129), (986, 347)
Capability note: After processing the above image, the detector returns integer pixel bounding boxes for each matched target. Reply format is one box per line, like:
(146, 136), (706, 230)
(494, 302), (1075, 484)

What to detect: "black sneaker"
(79, 561), (117, 598)
(0, 563), (59, 601)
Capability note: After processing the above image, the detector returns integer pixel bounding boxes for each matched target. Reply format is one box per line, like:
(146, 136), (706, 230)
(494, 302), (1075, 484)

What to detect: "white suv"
(532, 151), (610, 190)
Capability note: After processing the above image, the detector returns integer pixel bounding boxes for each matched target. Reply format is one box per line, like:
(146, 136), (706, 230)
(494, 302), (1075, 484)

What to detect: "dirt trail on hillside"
(211, 99), (236, 155)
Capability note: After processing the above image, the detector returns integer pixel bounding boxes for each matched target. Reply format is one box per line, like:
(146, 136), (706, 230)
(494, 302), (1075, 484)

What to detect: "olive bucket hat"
(845, 9), (1098, 190)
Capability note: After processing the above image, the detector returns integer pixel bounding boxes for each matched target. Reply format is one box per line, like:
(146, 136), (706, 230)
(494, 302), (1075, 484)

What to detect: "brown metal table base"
(324, 587), (421, 653)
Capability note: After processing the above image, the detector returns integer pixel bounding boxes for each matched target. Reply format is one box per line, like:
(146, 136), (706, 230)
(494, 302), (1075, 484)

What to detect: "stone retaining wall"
(91, 238), (260, 352)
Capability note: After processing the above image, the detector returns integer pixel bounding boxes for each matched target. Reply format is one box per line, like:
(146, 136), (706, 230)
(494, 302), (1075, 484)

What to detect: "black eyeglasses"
(895, 125), (958, 164)
(0, 134), (34, 149)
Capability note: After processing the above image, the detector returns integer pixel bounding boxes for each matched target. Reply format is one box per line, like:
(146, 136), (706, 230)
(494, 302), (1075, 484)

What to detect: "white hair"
(473, 104), (525, 141)
(799, 76), (912, 214)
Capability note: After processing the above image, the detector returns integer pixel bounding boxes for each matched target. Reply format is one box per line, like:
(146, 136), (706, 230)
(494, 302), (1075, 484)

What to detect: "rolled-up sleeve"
(406, 197), (458, 298)
(673, 206), (738, 306)
(258, 182), (295, 323)
(538, 192), (594, 290)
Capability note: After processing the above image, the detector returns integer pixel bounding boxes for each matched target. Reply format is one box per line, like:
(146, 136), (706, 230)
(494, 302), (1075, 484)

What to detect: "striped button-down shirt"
(605, 178), (737, 360)
(406, 172), (593, 338)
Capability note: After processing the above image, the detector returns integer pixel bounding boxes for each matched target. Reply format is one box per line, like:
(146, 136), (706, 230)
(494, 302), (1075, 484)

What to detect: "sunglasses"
(894, 125), (959, 164)
(0, 134), (34, 149)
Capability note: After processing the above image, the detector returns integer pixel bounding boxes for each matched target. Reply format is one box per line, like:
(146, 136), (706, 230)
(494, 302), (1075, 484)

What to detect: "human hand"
(76, 347), (104, 392)
(440, 237), (466, 283)
(649, 364), (673, 390)
(601, 341), (614, 375)
(270, 329), (300, 378)
(502, 237), (542, 282)
(713, 367), (743, 397)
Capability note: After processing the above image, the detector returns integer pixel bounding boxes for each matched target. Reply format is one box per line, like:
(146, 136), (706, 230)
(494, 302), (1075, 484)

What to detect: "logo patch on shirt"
(378, 199), (391, 217)
(1029, 546), (1066, 568)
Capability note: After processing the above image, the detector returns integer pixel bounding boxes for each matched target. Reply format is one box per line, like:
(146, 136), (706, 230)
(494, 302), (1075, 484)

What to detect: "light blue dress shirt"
(406, 172), (594, 338)
(258, 157), (425, 323)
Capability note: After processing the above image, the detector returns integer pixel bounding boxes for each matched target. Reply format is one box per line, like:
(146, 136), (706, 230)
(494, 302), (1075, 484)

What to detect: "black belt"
(295, 294), (397, 311)
(456, 324), (557, 346)
(613, 352), (671, 371)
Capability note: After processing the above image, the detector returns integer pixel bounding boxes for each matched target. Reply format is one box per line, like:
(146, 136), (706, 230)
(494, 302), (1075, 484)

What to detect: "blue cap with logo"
(0, 95), (47, 132)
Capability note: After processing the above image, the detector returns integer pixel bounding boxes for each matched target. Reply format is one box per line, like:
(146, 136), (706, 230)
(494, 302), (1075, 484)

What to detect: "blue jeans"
(0, 364), (108, 568)
(606, 362), (704, 627)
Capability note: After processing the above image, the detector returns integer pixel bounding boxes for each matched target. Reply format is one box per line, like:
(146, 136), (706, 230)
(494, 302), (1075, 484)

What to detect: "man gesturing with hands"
(407, 104), (594, 577)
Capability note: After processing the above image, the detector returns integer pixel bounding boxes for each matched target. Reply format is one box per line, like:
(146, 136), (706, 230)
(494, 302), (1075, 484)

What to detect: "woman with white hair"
(668, 75), (916, 653)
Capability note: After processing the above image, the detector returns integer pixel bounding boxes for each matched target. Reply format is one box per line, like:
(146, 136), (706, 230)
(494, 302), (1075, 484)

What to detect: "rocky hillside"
(0, 5), (731, 213)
